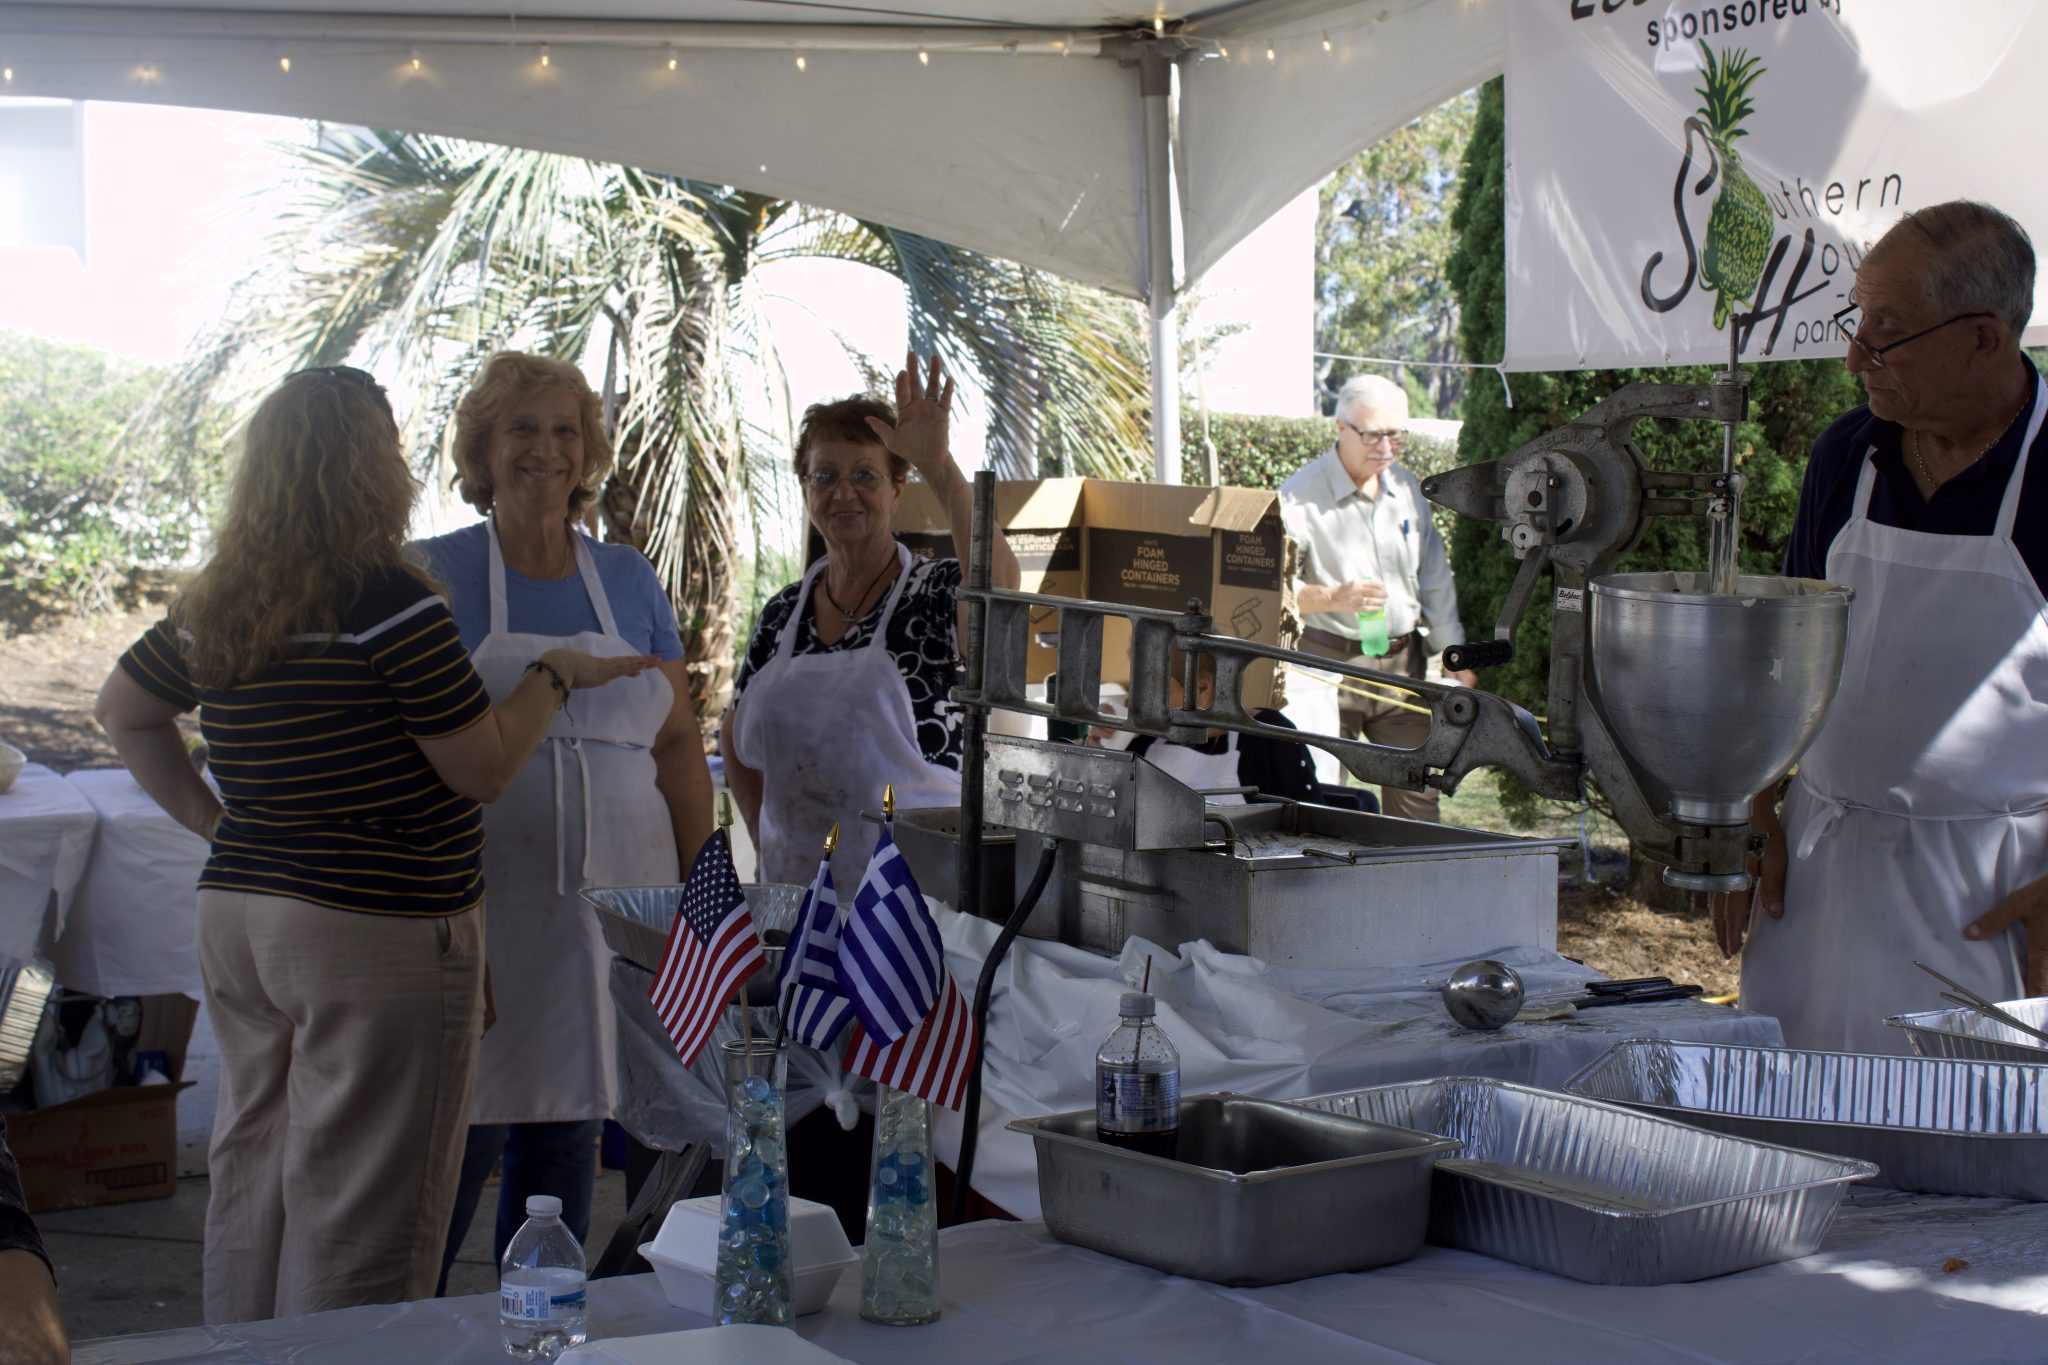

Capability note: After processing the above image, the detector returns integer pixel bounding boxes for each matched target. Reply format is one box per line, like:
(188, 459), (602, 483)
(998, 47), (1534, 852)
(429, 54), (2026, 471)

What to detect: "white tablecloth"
(0, 763), (97, 964)
(927, 911), (1784, 1217)
(611, 906), (1780, 1214)
(75, 1191), (2048, 1365)
(50, 769), (210, 997)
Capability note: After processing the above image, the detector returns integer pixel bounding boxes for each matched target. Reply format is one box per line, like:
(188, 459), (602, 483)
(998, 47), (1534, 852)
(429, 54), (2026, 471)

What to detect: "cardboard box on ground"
(9, 993), (197, 1213)
(892, 478), (1294, 709)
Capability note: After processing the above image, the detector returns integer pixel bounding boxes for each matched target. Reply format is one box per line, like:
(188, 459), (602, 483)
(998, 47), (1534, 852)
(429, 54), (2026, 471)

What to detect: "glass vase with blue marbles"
(714, 1038), (794, 1327)
(859, 1084), (940, 1325)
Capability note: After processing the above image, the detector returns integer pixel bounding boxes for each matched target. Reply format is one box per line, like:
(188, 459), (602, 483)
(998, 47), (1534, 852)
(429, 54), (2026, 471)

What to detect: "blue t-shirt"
(412, 523), (685, 660)
(1785, 360), (2048, 595)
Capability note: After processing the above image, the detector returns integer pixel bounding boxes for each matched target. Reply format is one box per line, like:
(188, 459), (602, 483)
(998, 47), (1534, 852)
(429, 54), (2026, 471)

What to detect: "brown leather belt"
(1300, 625), (1418, 657)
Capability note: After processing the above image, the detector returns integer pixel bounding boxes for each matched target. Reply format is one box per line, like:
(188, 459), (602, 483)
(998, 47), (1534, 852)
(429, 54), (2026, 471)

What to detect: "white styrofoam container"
(640, 1194), (857, 1318)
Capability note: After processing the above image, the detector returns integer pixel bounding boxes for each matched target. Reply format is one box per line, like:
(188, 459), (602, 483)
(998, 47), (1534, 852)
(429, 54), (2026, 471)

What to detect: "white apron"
(469, 520), (680, 1122)
(1140, 732), (1247, 806)
(730, 543), (961, 891)
(1742, 378), (2048, 1054)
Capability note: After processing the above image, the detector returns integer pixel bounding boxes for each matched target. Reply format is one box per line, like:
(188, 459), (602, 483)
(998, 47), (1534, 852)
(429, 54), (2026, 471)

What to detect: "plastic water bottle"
(498, 1194), (588, 1361)
(1356, 606), (1391, 657)
(1096, 991), (1180, 1159)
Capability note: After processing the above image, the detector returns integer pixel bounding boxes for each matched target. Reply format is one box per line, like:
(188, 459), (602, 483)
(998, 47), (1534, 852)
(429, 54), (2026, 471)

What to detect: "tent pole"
(1139, 44), (1181, 485)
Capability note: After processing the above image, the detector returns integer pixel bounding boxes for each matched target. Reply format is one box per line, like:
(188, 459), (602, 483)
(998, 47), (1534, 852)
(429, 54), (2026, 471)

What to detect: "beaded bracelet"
(525, 658), (571, 710)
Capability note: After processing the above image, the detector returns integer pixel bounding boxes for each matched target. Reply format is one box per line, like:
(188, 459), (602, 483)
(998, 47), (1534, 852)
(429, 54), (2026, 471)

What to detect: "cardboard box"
(9, 993), (197, 1213)
(894, 478), (1290, 707)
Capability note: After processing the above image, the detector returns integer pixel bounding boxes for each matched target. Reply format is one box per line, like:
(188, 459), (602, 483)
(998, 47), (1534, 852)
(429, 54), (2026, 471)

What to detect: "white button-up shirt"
(1278, 446), (1467, 649)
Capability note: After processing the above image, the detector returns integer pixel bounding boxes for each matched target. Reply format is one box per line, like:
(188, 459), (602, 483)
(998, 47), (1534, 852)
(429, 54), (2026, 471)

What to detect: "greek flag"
(774, 855), (856, 1051)
(837, 825), (944, 1046)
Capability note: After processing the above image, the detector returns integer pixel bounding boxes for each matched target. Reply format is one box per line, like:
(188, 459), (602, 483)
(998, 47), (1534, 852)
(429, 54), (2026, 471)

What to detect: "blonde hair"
(452, 352), (614, 518)
(176, 368), (428, 688)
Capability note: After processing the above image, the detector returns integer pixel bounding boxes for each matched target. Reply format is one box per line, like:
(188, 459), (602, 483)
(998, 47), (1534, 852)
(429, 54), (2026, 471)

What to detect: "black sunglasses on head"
(287, 364), (384, 392)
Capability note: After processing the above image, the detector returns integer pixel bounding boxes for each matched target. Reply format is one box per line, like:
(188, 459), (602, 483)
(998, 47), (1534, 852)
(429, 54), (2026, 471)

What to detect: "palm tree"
(160, 127), (1152, 720)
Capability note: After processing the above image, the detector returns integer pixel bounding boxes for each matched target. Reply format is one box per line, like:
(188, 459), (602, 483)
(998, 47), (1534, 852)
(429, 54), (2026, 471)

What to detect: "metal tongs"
(1913, 960), (2048, 1046)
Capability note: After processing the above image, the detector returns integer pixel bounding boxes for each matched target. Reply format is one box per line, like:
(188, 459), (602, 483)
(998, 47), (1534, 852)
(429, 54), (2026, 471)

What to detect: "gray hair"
(1333, 373), (1410, 428)
(1881, 200), (2035, 335)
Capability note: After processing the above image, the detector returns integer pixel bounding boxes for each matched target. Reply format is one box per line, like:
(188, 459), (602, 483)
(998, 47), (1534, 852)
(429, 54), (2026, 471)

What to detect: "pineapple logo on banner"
(1693, 46), (1770, 329)
(1639, 40), (1861, 355)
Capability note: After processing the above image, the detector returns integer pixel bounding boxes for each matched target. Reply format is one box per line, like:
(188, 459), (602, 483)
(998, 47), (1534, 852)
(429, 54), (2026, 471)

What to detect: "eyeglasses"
(1832, 305), (1995, 369)
(802, 466), (890, 494)
(1340, 420), (1403, 450)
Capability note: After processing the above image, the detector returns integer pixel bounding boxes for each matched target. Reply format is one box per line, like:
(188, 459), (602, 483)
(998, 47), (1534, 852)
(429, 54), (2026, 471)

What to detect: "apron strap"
(486, 518), (512, 638)
(778, 556), (833, 664)
(1995, 373), (2048, 540)
(871, 542), (917, 633)
(489, 518), (620, 640)
(570, 532), (623, 639)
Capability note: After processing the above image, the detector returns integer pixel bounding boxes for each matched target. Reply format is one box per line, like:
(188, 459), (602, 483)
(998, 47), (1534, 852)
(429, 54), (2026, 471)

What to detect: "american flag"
(837, 825), (946, 1045)
(647, 829), (765, 1067)
(774, 856), (856, 1050)
(844, 971), (977, 1111)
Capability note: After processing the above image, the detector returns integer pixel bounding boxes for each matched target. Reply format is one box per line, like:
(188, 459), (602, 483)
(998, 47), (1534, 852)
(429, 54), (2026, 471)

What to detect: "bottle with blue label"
(498, 1194), (587, 1360)
(1096, 991), (1180, 1159)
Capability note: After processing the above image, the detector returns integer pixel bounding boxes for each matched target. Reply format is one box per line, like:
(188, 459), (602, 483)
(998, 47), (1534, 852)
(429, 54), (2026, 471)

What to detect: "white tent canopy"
(0, 0), (1506, 472)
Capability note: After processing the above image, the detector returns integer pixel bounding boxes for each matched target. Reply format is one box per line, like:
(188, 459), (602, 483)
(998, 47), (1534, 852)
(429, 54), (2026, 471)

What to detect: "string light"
(918, 49), (929, 65)
(2, 67), (12, 84)
(1322, 32), (1333, 52)
(666, 44), (677, 71)
(1152, 15), (1164, 33)
(1218, 43), (1229, 58)
(1265, 44), (1276, 62)
(795, 53), (807, 72)
(1057, 38), (1069, 56)
(539, 43), (551, 68)
(278, 55), (290, 73)
(410, 48), (422, 71)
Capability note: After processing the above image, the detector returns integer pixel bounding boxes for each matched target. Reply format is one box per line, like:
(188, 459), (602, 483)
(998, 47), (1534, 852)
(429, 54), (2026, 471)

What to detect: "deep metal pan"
(1291, 1076), (1873, 1284)
(1009, 1093), (1459, 1286)
(1887, 997), (2048, 1065)
(1566, 1039), (2048, 1201)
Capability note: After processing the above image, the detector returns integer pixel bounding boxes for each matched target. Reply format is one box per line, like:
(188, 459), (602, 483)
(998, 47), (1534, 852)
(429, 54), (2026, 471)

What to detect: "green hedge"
(1180, 409), (1460, 491)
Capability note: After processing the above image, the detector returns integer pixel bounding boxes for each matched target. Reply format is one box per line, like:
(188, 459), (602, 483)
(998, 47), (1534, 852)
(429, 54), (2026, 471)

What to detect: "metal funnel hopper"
(1589, 573), (1851, 827)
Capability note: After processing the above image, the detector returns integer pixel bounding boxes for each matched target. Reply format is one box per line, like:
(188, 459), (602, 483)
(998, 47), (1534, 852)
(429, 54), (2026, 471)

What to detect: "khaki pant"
(1300, 635), (1441, 823)
(196, 890), (484, 1324)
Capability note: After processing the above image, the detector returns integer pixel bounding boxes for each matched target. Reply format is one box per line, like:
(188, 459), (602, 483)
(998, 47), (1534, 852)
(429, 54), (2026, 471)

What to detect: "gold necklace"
(1910, 398), (2029, 491)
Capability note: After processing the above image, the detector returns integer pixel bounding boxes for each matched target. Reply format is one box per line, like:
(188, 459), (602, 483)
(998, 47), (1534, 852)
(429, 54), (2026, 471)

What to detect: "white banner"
(1504, 0), (2048, 371)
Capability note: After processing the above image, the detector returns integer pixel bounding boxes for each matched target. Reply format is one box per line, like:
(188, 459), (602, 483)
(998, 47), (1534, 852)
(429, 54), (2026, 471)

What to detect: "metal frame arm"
(957, 587), (1582, 802)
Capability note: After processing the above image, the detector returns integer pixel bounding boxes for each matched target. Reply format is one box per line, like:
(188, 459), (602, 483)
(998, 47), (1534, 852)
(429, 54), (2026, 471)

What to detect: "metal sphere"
(1441, 959), (1525, 1030)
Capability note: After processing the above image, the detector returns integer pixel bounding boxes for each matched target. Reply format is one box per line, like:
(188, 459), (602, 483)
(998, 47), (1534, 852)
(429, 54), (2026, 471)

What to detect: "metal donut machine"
(928, 343), (1852, 970)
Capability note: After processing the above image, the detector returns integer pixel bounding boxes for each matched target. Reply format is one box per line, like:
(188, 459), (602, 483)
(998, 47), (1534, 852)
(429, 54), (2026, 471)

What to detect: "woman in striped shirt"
(95, 366), (653, 1323)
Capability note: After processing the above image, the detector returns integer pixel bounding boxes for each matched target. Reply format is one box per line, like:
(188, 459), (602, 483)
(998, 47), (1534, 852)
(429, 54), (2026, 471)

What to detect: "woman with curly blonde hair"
(95, 365), (656, 1323)
(416, 351), (714, 1285)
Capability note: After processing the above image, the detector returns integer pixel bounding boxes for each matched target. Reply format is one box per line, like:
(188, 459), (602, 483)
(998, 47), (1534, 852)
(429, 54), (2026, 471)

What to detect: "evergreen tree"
(1447, 78), (1863, 830)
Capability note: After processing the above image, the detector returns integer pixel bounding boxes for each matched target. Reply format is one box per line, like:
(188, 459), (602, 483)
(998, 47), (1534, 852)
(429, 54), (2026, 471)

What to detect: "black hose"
(950, 841), (1059, 1224)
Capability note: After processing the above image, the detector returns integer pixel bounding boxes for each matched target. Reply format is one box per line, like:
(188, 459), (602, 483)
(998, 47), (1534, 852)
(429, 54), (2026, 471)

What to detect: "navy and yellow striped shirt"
(119, 568), (494, 917)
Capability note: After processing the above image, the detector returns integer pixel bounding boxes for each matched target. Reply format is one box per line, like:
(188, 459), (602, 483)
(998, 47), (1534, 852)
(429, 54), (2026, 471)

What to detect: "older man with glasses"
(1279, 373), (1476, 822)
(1718, 198), (2048, 1055)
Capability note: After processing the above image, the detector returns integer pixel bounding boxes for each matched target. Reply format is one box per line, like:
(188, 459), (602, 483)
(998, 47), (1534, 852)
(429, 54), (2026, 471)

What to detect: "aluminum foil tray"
(1567, 1040), (2048, 1201)
(1008, 1093), (1460, 1286)
(1887, 997), (2048, 1065)
(0, 957), (55, 1094)
(582, 884), (803, 1003)
(1290, 1077), (1872, 1284)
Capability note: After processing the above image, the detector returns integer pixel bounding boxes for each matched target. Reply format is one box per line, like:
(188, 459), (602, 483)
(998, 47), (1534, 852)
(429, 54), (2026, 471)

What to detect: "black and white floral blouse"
(732, 550), (964, 772)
